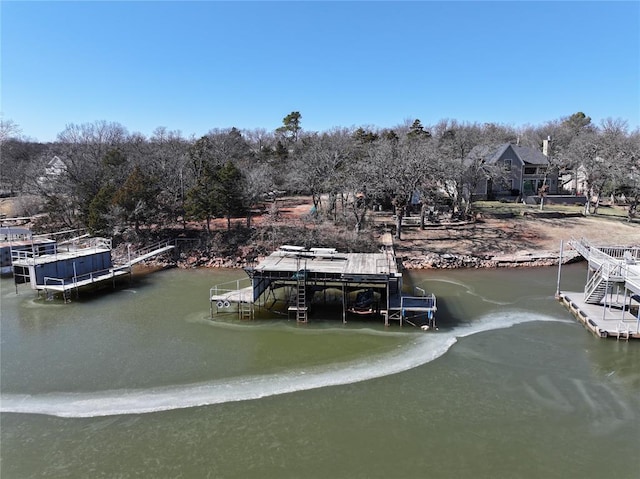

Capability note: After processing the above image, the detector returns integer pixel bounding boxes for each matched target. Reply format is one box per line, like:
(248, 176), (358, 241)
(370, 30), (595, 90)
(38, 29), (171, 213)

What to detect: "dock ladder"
(239, 300), (253, 320)
(294, 256), (308, 323)
(616, 321), (630, 341)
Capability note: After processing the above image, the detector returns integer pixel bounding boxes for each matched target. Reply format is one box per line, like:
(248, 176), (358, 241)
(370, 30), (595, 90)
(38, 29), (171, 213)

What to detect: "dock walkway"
(125, 244), (175, 266)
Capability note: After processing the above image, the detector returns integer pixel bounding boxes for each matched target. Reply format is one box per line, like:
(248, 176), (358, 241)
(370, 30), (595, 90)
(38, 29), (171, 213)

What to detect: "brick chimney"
(542, 136), (551, 156)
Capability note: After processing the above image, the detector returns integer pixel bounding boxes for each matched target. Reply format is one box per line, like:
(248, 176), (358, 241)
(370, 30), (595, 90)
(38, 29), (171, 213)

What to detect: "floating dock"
(557, 292), (639, 340)
(210, 244), (437, 329)
(557, 239), (640, 340)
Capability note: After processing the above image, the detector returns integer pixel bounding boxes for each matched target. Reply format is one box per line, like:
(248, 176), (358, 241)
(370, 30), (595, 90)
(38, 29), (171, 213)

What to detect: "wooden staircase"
(569, 239), (638, 304)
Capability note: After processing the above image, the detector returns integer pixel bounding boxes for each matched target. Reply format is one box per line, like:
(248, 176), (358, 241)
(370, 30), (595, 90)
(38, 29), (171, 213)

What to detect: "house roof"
(510, 144), (549, 165)
(46, 156), (66, 168)
(466, 143), (549, 166)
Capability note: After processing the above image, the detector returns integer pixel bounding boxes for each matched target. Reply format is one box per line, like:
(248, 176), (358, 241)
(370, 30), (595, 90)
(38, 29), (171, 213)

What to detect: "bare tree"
(289, 129), (351, 217)
(434, 120), (483, 217)
(0, 118), (21, 143)
(39, 121), (129, 228)
(343, 132), (379, 233)
(372, 133), (436, 240)
(560, 120), (632, 215)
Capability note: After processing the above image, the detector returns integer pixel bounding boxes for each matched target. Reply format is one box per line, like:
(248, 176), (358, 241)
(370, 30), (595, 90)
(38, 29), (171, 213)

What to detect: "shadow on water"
(427, 298), (466, 330)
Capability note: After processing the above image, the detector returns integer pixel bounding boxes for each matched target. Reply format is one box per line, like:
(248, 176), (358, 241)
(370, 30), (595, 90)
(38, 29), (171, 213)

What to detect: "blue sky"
(2, 1), (639, 142)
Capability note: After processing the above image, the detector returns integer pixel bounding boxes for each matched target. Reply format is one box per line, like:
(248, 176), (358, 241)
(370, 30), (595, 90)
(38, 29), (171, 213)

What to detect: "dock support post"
(556, 240), (563, 296)
(342, 284), (347, 324)
(385, 281), (389, 327)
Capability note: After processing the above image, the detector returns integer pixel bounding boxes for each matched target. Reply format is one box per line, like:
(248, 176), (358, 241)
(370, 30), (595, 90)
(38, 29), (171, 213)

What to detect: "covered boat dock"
(210, 245), (437, 328)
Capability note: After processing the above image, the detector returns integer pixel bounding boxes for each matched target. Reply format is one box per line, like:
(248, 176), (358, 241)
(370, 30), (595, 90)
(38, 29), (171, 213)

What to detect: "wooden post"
(385, 279), (390, 327)
(602, 281), (608, 321)
(342, 284), (347, 324)
(556, 240), (563, 296)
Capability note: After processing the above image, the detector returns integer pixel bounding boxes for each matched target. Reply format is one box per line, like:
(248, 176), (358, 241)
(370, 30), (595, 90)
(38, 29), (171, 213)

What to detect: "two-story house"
(466, 142), (558, 199)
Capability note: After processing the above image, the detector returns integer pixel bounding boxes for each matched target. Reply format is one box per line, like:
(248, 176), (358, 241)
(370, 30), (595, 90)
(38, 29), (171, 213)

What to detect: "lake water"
(1, 264), (638, 478)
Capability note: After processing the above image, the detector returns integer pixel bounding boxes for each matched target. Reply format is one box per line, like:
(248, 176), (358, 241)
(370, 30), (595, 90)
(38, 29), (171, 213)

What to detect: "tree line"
(1, 112), (638, 240)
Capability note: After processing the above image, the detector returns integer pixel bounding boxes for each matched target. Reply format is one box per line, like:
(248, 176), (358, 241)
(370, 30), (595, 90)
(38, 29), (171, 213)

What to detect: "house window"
(503, 159), (512, 171)
(524, 166), (536, 175)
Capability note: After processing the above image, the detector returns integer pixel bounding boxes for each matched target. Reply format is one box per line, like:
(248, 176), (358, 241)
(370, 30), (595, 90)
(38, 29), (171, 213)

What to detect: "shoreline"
(114, 200), (638, 271)
(159, 248), (584, 270)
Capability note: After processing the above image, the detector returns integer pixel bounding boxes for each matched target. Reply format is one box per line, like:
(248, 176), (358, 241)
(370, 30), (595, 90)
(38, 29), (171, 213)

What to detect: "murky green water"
(1, 264), (638, 478)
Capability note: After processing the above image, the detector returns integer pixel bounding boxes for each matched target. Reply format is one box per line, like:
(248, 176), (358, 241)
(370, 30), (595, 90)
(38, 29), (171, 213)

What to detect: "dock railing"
(58, 236), (112, 254)
(210, 277), (252, 297)
(11, 249), (37, 264)
(120, 239), (177, 266)
(43, 276), (65, 288)
(41, 266), (126, 301)
(571, 238), (636, 280)
(572, 238), (640, 300)
(412, 287), (437, 309)
(128, 240), (173, 258)
(43, 266), (123, 288)
(209, 277), (254, 316)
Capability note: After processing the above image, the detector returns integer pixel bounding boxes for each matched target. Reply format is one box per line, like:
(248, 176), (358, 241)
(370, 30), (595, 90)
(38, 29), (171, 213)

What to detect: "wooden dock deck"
(557, 291), (640, 340)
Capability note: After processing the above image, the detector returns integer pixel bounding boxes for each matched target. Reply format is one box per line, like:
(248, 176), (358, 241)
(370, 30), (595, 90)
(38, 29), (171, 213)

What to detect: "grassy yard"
(473, 200), (634, 221)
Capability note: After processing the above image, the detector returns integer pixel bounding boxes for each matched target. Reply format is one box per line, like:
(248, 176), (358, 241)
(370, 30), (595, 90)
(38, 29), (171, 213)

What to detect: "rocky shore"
(399, 249), (582, 269)
(157, 245), (583, 271)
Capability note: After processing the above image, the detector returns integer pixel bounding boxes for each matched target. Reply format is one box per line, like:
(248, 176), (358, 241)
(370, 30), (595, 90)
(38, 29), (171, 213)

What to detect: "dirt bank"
(389, 213), (639, 268)
(173, 196), (639, 269)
